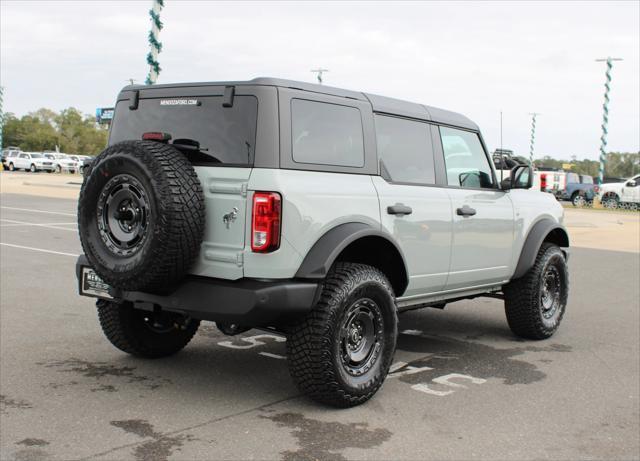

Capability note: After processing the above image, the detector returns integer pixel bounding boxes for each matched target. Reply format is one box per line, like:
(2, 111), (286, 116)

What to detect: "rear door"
(373, 115), (452, 296)
(16, 153), (29, 169)
(436, 126), (514, 290)
(108, 86), (271, 279)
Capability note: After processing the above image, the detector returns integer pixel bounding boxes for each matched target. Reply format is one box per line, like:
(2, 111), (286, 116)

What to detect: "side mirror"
(502, 164), (533, 190)
(626, 180), (637, 187)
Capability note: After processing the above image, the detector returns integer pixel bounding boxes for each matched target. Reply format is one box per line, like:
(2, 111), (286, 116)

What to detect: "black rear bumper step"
(76, 255), (320, 324)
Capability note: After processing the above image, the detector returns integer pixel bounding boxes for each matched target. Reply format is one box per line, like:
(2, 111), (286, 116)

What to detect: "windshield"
(109, 95), (258, 166)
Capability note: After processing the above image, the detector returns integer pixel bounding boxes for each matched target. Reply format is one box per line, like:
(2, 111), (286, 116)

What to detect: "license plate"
(80, 267), (113, 299)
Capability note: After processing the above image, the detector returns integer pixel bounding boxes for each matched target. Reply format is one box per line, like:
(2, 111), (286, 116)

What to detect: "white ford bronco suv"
(76, 78), (569, 407)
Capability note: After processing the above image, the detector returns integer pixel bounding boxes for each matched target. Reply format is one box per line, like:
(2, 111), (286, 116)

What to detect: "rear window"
(566, 173), (579, 184)
(580, 175), (593, 184)
(291, 99), (364, 168)
(109, 95), (258, 166)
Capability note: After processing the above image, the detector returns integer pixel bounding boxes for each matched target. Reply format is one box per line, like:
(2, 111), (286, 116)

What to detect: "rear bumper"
(75, 255), (320, 325)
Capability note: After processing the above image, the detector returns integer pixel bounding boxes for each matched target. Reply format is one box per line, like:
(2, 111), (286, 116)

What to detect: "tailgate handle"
(387, 204), (413, 216)
(456, 205), (477, 217)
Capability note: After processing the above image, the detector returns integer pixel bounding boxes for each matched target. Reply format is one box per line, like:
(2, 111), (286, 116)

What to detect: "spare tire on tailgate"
(78, 140), (205, 293)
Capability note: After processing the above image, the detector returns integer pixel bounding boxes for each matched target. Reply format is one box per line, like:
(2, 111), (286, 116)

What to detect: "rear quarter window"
(291, 99), (364, 168)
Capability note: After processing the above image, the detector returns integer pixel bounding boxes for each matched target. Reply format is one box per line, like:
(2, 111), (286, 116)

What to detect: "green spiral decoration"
(529, 113), (537, 165)
(145, 0), (164, 85)
(598, 59), (613, 185)
(0, 86), (4, 151)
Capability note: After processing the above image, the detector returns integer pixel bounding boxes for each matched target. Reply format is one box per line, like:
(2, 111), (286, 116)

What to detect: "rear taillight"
(540, 174), (547, 191)
(251, 192), (281, 253)
(594, 185), (600, 193)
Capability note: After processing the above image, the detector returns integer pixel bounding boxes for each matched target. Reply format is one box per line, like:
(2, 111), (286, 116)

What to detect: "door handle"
(387, 204), (413, 216)
(456, 205), (476, 217)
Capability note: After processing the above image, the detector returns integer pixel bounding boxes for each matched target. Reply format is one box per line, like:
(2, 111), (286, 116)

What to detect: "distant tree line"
(534, 153), (640, 179)
(2, 108), (108, 155)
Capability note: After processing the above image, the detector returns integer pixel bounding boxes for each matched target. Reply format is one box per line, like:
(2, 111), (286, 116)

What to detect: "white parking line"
(0, 206), (76, 217)
(0, 243), (79, 257)
(258, 352), (287, 360)
(0, 219), (78, 232)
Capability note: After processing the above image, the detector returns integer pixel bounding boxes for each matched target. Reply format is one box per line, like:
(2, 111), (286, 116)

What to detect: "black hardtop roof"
(122, 77), (478, 130)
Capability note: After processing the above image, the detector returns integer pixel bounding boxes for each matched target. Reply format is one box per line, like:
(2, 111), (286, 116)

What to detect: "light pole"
(310, 68), (329, 84)
(528, 112), (540, 165)
(595, 57), (623, 185)
(146, 0), (164, 85)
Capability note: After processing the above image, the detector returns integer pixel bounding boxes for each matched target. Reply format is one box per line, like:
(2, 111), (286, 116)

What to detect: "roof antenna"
(310, 68), (329, 84)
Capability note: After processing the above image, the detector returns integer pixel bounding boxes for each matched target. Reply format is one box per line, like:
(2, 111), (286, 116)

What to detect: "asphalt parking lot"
(1, 189), (639, 461)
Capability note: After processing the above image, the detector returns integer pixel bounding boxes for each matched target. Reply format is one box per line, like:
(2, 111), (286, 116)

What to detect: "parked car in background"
(8, 152), (55, 172)
(598, 174), (640, 209)
(556, 172), (598, 206)
(44, 153), (78, 173)
(2, 149), (22, 170)
(535, 169), (567, 195)
(80, 157), (94, 176)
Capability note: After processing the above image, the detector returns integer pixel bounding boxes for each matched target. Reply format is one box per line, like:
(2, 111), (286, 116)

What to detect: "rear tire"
(97, 299), (199, 358)
(503, 243), (568, 339)
(287, 263), (398, 407)
(571, 192), (585, 207)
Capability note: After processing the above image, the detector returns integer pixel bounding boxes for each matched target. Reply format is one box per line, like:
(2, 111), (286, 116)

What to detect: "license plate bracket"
(80, 267), (113, 300)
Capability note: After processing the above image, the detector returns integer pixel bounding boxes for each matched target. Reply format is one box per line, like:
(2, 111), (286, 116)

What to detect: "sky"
(1, 0), (638, 160)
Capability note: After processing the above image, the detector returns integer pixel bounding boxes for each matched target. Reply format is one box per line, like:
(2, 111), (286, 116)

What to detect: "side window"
(291, 99), (364, 168)
(374, 115), (435, 184)
(19, 154), (28, 159)
(440, 127), (494, 188)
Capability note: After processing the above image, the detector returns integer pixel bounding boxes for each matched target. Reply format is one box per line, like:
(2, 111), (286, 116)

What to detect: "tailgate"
(189, 167), (251, 280)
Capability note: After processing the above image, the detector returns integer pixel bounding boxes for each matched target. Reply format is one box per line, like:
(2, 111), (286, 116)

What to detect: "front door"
(621, 175), (640, 203)
(437, 126), (514, 290)
(372, 114), (452, 296)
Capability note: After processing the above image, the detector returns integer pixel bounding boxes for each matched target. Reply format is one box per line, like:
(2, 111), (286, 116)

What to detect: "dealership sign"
(95, 107), (115, 124)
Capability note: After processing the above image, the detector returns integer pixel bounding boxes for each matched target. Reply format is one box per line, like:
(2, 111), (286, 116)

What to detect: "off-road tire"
(78, 141), (205, 293)
(96, 299), (200, 358)
(503, 243), (568, 339)
(287, 263), (398, 407)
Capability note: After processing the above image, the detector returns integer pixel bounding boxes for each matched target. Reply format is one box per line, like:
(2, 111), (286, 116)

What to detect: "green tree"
(2, 107), (108, 155)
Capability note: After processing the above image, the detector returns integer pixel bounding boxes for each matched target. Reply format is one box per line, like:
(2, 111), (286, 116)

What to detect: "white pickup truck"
(598, 175), (640, 209)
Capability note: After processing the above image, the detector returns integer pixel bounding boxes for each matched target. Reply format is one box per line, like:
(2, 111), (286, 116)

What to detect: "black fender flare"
(295, 222), (409, 288)
(513, 219), (569, 279)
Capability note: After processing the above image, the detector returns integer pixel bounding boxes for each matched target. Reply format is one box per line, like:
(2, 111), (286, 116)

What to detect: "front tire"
(503, 243), (569, 339)
(8, 163), (14, 171)
(97, 300), (200, 358)
(30, 164), (37, 173)
(287, 263), (398, 407)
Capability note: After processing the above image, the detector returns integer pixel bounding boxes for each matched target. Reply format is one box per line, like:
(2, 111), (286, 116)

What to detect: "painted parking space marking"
(0, 219), (78, 232)
(0, 242), (79, 257)
(0, 206), (77, 217)
(259, 352), (287, 360)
